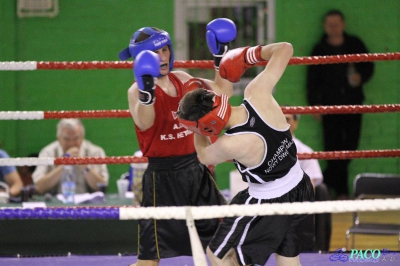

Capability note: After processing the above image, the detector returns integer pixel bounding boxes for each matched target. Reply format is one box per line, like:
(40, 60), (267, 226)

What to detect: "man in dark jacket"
(307, 9), (374, 199)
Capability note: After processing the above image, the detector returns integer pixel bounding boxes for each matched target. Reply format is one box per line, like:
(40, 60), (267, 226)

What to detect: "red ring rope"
(31, 52), (400, 70)
(297, 149), (400, 160)
(48, 150), (400, 165)
(39, 104), (400, 119)
(1, 52), (399, 165)
(43, 110), (131, 119)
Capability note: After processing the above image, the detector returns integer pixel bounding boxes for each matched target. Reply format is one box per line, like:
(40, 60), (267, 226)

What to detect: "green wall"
(0, 0), (174, 192)
(1, 0), (399, 194)
(274, 0), (400, 194)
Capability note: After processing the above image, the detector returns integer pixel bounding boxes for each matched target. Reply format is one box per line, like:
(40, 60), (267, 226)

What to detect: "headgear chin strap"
(178, 79), (231, 136)
(119, 27), (174, 72)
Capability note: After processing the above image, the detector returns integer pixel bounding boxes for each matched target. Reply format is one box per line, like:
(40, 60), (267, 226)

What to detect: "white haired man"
(32, 119), (109, 195)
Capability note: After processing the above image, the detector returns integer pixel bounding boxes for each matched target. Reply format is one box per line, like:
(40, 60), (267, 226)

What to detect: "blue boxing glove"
(206, 18), (237, 71)
(134, 50), (160, 105)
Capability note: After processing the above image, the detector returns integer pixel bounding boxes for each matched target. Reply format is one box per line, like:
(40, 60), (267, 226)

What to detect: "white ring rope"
(0, 111), (44, 120)
(118, 198), (400, 220)
(2, 198), (398, 219)
(0, 61), (37, 70)
(0, 158), (54, 166)
(123, 198), (400, 266)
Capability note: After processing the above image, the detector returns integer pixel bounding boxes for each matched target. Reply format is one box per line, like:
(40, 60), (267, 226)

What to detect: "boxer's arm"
(194, 134), (230, 166)
(194, 133), (245, 166)
(128, 50), (160, 130)
(128, 83), (156, 131)
(246, 43), (293, 95)
(211, 70), (234, 98)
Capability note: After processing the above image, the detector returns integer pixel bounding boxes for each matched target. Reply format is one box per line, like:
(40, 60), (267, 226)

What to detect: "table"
(0, 194), (138, 256)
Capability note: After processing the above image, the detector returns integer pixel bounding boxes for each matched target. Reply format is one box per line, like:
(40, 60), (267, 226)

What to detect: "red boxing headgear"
(178, 78), (231, 136)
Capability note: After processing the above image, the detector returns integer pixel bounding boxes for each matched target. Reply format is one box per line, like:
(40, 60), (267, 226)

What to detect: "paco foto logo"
(329, 248), (396, 263)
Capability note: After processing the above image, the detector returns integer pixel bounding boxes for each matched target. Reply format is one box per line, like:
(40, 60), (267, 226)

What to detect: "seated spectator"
(32, 119), (109, 195)
(285, 113), (332, 252)
(0, 149), (24, 197)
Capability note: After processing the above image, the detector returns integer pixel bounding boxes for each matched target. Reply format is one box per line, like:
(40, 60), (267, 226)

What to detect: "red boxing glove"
(181, 78), (212, 96)
(219, 46), (263, 83)
(219, 47), (250, 83)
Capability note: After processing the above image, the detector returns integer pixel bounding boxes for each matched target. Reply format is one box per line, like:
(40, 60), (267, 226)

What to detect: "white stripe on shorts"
(214, 196), (253, 256)
(237, 198), (261, 265)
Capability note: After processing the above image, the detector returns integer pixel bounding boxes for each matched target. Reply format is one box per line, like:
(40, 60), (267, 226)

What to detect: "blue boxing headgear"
(119, 27), (174, 72)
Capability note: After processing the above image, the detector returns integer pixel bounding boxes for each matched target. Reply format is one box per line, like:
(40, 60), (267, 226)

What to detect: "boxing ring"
(1, 53), (400, 266)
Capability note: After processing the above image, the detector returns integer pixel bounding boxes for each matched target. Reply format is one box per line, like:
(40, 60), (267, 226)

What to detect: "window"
(174, 0), (274, 93)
